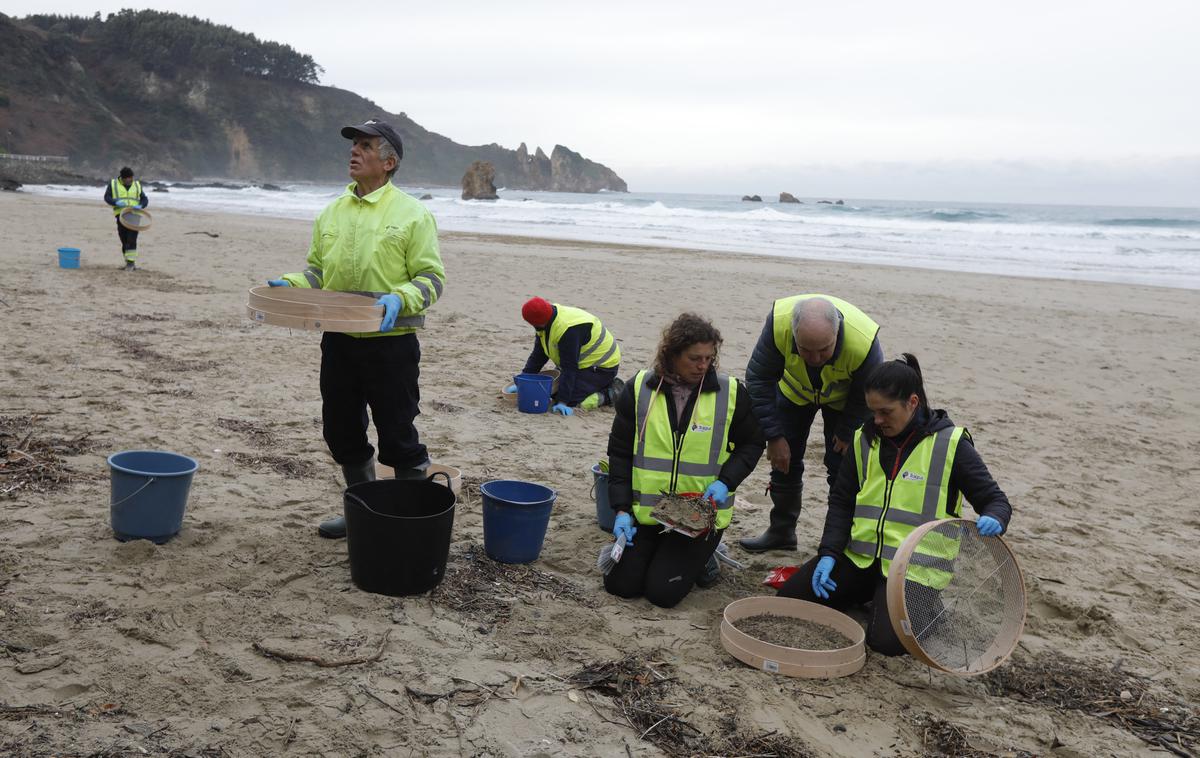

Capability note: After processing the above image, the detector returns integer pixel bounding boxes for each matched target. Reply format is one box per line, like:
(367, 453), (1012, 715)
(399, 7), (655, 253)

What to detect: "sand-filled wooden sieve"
(245, 285), (384, 332)
(119, 207), (153, 231)
(720, 596), (866, 679)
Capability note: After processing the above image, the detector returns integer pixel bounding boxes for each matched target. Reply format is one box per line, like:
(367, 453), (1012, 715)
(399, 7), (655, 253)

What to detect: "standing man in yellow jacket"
(507, 297), (622, 415)
(738, 295), (884, 552)
(103, 166), (148, 271)
(266, 119), (446, 538)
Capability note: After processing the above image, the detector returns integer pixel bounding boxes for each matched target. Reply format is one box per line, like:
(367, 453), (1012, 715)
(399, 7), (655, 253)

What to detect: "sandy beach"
(2, 189), (1199, 757)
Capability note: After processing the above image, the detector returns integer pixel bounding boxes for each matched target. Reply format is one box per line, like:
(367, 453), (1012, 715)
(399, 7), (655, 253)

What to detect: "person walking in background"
(604, 313), (764, 607)
(776, 354), (1012, 655)
(266, 118), (446, 539)
(738, 295), (884, 552)
(103, 166), (148, 271)
(506, 297), (623, 416)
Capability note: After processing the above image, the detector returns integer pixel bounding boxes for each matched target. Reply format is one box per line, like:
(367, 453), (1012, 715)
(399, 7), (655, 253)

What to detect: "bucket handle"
(111, 476), (157, 508)
(589, 477), (597, 502)
(427, 470), (452, 489)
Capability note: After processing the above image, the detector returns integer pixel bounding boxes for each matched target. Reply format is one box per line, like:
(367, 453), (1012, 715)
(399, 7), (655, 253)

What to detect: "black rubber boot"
(391, 458), (431, 481)
(737, 488), (800, 553)
(318, 458), (376, 539)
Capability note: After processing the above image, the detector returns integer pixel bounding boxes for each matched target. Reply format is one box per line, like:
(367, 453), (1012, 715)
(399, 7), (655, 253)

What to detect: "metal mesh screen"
(900, 520), (1025, 674)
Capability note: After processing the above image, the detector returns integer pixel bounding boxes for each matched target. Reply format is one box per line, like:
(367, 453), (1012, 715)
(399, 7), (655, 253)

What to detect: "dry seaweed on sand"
(225, 451), (316, 479)
(216, 417), (279, 447)
(0, 415), (96, 497)
(984, 652), (1200, 757)
(909, 712), (1034, 758)
(431, 542), (594, 631)
(650, 492), (715, 534)
(566, 654), (814, 757)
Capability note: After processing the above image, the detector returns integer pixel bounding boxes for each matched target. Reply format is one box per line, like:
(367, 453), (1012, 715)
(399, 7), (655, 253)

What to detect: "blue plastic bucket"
(481, 479), (557, 563)
(107, 450), (199, 544)
(57, 247), (81, 269)
(513, 373), (553, 414)
(592, 464), (615, 532)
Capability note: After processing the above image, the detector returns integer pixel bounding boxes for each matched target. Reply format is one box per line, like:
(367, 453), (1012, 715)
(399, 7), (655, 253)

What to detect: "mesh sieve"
(889, 519), (1026, 675)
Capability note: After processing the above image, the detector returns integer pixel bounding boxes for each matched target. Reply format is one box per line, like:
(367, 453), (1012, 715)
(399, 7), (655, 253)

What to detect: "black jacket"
(818, 406), (1013, 557)
(606, 368), (765, 512)
(744, 307), (883, 442)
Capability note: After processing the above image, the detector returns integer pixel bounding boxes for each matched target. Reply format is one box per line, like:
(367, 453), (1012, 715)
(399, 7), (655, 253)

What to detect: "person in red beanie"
(505, 297), (623, 415)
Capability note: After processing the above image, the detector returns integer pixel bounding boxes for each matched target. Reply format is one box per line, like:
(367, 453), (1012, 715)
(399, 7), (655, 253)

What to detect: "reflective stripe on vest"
(630, 370), (737, 529)
(771, 294), (879, 410)
(845, 425), (964, 585)
(538, 305), (621, 370)
(111, 179), (142, 216)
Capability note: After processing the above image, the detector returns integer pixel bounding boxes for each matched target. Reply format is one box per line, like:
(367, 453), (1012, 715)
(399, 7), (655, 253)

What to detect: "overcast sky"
(28, 1), (1200, 205)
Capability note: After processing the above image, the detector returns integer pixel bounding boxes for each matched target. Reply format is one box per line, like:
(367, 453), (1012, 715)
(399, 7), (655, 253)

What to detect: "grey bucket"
(591, 463), (615, 532)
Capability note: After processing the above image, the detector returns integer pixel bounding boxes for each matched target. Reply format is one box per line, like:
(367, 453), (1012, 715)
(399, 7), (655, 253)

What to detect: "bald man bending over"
(739, 295), (884, 552)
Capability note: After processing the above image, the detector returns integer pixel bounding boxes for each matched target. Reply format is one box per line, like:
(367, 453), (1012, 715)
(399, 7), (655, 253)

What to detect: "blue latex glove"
(812, 556), (837, 599)
(551, 402), (574, 416)
(702, 480), (729, 505)
(267, 279), (290, 287)
(613, 512), (637, 545)
(502, 383), (518, 394)
(977, 515), (1004, 537)
(115, 198), (132, 207)
(134, 204), (144, 210)
(376, 293), (402, 332)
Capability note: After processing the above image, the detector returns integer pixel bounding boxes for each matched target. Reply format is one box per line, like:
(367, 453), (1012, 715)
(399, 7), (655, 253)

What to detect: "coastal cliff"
(0, 11), (627, 192)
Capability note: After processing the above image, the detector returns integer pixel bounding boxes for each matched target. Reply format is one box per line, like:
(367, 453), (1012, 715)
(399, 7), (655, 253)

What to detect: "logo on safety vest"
(690, 423), (712, 433)
(900, 470), (925, 482)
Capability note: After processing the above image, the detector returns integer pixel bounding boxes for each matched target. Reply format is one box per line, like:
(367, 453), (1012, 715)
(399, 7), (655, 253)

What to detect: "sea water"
(27, 183), (1200, 289)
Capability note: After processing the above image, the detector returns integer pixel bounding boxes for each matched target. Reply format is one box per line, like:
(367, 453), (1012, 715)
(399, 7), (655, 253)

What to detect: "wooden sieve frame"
(245, 286), (384, 333)
(886, 517), (1026, 676)
(720, 596), (866, 679)
(118, 208), (153, 231)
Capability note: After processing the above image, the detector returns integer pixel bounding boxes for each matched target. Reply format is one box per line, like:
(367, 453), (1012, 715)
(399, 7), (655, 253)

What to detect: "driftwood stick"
(253, 629), (390, 667)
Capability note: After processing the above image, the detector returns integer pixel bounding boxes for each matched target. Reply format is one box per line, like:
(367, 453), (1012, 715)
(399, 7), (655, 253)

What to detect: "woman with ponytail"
(776, 353), (1012, 655)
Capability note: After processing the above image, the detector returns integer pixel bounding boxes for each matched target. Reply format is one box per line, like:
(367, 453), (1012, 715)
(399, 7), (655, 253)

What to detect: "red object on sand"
(763, 566), (799, 589)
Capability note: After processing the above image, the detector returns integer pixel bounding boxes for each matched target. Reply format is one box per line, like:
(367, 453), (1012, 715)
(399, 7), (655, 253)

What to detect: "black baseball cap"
(340, 119), (403, 161)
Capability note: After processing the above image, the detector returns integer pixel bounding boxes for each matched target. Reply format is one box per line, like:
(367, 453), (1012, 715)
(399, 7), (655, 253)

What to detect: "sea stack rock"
(549, 145), (628, 193)
(742, 194), (762, 202)
(780, 192), (802, 204)
(461, 161), (499, 200)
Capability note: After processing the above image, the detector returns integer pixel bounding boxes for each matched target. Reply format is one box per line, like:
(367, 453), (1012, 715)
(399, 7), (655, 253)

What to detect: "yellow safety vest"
(630, 369), (738, 530)
(771, 294), (879, 410)
(845, 425), (965, 588)
(110, 179), (142, 215)
(538, 305), (621, 370)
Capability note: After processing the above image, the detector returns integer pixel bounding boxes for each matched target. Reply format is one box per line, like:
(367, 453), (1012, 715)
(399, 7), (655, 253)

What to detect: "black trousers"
(776, 551), (906, 656)
(770, 395), (845, 501)
(555, 365), (619, 406)
(319, 332), (427, 470)
(604, 526), (722, 608)
(116, 219), (138, 260)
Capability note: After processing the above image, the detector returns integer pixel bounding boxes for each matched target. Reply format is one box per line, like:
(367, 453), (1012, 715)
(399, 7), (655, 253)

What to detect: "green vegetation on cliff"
(0, 11), (626, 191)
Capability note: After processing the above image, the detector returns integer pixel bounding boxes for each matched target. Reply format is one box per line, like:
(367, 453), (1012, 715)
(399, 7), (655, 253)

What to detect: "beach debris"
(252, 629), (390, 668)
(733, 613), (853, 650)
(0, 415), (96, 498)
(984, 652), (1199, 756)
(650, 493), (714, 535)
(597, 533), (627, 575)
(184, 230), (220, 237)
(225, 451), (315, 479)
(217, 417), (279, 448)
(909, 711), (1032, 757)
(566, 653), (815, 756)
(432, 542), (594, 631)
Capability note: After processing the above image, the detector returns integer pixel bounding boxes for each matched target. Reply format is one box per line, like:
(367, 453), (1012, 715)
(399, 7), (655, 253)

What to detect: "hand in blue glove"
(134, 204), (144, 210)
(613, 511), (637, 545)
(376, 293), (402, 332)
(976, 515), (1004, 537)
(267, 279), (290, 287)
(702, 480), (729, 505)
(551, 402), (574, 416)
(502, 383), (518, 394)
(115, 198), (132, 207)
(812, 556), (837, 599)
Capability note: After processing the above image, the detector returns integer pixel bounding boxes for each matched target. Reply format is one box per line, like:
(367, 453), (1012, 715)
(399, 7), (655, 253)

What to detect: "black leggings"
(776, 551), (906, 656)
(116, 219), (138, 259)
(604, 526), (722, 608)
(319, 332), (427, 470)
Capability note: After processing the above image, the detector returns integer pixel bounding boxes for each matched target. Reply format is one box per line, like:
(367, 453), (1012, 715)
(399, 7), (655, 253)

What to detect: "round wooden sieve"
(886, 518), (1026, 676)
(245, 286), (384, 333)
(118, 208), (153, 231)
(721, 596), (866, 679)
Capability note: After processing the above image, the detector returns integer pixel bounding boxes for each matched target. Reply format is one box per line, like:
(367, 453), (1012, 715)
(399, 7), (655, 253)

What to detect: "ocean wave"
(1097, 217), (1200, 229)
(919, 209), (1009, 222)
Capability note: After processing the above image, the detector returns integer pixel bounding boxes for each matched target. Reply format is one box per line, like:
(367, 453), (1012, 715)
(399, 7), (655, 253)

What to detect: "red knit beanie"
(521, 297), (554, 327)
